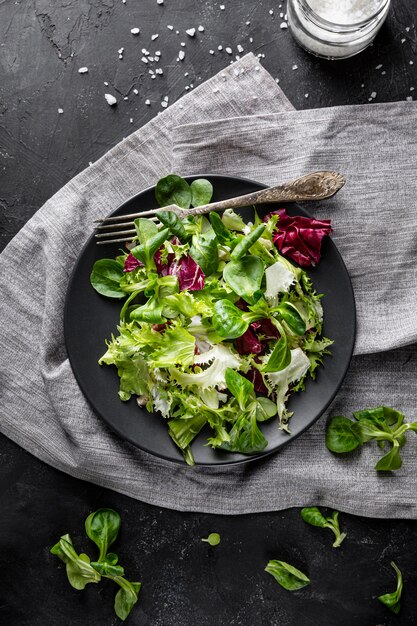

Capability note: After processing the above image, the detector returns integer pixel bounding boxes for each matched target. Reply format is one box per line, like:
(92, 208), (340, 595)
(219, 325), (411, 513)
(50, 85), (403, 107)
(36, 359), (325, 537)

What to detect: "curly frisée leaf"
(171, 344), (241, 390)
(149, 326), (196, 368)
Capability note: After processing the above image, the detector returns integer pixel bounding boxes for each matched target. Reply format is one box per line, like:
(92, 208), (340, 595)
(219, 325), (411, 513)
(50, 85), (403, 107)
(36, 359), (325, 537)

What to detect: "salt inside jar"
(287, 0), (391, 59)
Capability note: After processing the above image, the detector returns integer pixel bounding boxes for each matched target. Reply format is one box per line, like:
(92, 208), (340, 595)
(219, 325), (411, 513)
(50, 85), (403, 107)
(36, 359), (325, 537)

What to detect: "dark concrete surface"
(1, 1), (417, 624)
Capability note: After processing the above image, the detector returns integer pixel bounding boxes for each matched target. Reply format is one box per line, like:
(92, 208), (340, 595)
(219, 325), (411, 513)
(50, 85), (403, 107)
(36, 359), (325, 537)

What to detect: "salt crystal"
(218, 45), (223, 51)
(305, 93), (309, 98)
(149, 57), (154, 62)
(161, 101), (168, 108)
(133, 88), (139, 94)
(186, 28), (196, 37)
(269, 9), (274, 15)
(157, 0), (164, 4)
(164, 96), (169, 101)
(213, 87), (219, 93)
(410, 60), (414, 65)
(233, 68), (239, 76)
(145, 99), (151, 105)
(237, 44), (244, 53)
(155, 51), (161, 56)
(226, 47), (233, 54)
(131, 27), (140, 35)
(167, 24), (174, 30)
(406, 26), (410, 32)
(151, 34), (159, 40)
(254, 66), (260, 72)
(185, 85), (190, 90)
(220, 4), (225, 9)
(178, 50), (185, 60)
(130, 118), (133, 123)
(249, 37), (253, 42)
(118, 48), (124, 54)
(209, 49), (214, 54)
(280, 22), (288, 29)
(184, 72), (189, 76)
(156, 68), (163, 74)
(78, 67), (88, 73)
(370, 91), (377, 98)
(123, 96), (128, 100)
(375, 64), (382, 69)
(406, 96), (413, 101)
(401, 38), (406, 43)
(411, 87), (415, 91)
(141, 56), (148, 63)
(181, 42), (186, 47)
(381, 71), (386, 75)
(292, 64), (298, 70)
(104, 93), (117, 106)
(246, 20), (250, 25)
(198, 25), (205, 32)
(58, 108), (64, 114)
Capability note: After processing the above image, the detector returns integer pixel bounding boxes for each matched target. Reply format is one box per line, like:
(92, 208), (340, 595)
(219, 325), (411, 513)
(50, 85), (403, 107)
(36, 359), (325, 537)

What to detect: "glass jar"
(287, 0), (391, 60)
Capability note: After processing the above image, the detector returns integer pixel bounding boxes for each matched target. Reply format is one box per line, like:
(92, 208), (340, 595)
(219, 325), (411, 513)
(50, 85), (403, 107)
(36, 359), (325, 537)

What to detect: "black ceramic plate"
(64, 175), (356, 465)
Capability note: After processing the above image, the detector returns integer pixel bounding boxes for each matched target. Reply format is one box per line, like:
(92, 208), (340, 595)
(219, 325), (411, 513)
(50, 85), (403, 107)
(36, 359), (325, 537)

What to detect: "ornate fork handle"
(162, 171), (346, 219)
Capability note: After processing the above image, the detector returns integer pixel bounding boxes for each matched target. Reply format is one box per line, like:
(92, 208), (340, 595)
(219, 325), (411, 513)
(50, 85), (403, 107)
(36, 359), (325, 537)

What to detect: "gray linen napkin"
(1, 53), (416, 518)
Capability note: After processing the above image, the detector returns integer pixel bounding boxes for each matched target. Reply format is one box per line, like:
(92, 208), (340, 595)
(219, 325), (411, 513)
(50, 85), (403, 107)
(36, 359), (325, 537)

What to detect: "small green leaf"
(91, 561), (125, 577)
(378, 561), (403, 614)
(300, 507), (328, 528)
(212, 299), (249, 339)
(201, 533), (221, 546)
(225, 368), (255, 410)
(326, 416), (361, 453)
(189, 232), (219, 276)
(263, 334), (291, 373)
(155, 174), (191, 209)
(265, 560), (310, 591)
(209, 211), (235, 245)
(134, 217), (158, 243)
(222, 412), (268, 454)
(114, 580), (141, 621)
(406, 422), (417, 433)
(85, 508), (121, 562)
(50, 535), (101, 590)
(158, 210), (189, 243)
(223, 256), (264, 304)
(255, 396), (277, 422)
(90, 259), (126, 299)
(277, 302), (307, 336)
(131, 227), (170, 271)
(231, 224), (266, 261)
(375, 443), (403, 471)
(190, 178), (213, 207)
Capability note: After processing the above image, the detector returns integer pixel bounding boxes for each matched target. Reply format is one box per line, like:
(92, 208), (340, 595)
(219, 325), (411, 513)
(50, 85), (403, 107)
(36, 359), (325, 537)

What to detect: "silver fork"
(94, 171), (346, 244)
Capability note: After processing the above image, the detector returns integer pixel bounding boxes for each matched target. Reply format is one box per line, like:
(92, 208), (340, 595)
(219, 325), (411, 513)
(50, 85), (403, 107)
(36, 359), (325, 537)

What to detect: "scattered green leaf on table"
(378, 561), (403, 614)
(265, 560), (310, 591)
(301, 507), (347, 547)
(202, 533), (221, 546)
(326, 407), (417, 471)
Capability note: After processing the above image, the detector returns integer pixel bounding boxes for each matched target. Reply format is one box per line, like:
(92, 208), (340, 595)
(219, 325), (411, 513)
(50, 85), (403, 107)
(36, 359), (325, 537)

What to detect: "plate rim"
(64, 173), (356, 466)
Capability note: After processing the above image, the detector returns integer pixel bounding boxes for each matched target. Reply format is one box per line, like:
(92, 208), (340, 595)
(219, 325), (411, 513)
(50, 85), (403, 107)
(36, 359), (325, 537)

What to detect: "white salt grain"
(130, 118), (133, 123)
(410, 60), (414, 65)
(218, 45), (223, 51)
(58, 108), (64, 114)
(131, 27), (140, 35)
(209, 49), (214, 54)
(104, 93), (117, 106)
(118, 48), (124, 54)
(198, 25), (205, 32)
(307, 0), (387, 25)
(226, 47), (233, 54)
(186, 28), (196, 37)
(78, 67), (88, 73)
(237, 44), (244, 52)
(178, 50), (185, 60)
(145, 99), (151, 105)
(292, 64), (298, 70)
(157, 0), (164, 4)
(167, 25), (173, 30)
(280, 22), (288, 29)
(220, 4), (225, 9)
(151, 34), (159, 40)
(370, 91), (377, 98)
(375, 64), (382, 69)
(133, 88), (139, 94)
(161, 101), (168, 108)
(141, 56), (148, 63)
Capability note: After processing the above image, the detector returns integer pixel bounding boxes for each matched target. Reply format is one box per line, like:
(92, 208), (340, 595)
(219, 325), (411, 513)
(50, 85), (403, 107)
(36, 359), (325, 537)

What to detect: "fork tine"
(94, 209), (162, 224)
(94, 214), (159, 225)
(96, 236), (137, 245)
(95, 228), (137, 239)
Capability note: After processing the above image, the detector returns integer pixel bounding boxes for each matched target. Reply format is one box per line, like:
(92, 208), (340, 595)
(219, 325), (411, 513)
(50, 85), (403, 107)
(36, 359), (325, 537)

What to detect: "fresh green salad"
(91, 174), (333, 465)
